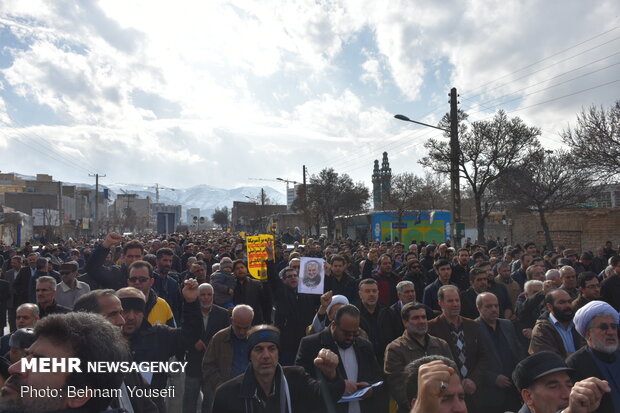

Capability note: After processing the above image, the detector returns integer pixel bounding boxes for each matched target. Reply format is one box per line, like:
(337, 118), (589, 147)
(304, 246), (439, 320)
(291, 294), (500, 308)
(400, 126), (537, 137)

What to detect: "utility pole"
(303, 165), (307, 203)
(261, 188), (265, 206)
(89, 173), (106, 237)
(449, 88), (461, 246)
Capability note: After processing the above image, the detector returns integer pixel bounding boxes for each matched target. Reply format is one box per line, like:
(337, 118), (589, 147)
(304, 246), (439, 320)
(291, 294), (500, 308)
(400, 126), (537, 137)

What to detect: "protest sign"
(298, 257), (325, 294)
(246, 234), (274, 280)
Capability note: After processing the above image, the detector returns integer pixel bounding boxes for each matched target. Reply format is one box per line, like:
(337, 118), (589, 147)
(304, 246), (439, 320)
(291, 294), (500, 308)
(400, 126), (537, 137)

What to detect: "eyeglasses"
(284, 273), (298, 279)
(593, 323), (618, 331)
(128, 277), (150, 283)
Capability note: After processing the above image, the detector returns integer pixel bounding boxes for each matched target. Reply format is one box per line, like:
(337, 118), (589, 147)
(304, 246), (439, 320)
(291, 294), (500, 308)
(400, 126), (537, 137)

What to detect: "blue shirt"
(549, 313), (576, 353)
(231, 333), (249, 379)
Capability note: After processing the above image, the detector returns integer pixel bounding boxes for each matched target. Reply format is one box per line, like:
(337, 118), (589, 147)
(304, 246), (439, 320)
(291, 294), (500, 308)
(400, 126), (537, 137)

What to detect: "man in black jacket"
(266, 259), (320, 366)
(183, 283), (230, 413)
(115, 280), (201, 411)
(232, 259), (268, 325)
(84, 232), (144, 290)
(73, 289), (159, 413)
(323, 254), (358, 303)
(296, 304), (384, 413)
(475, 292), (525, 413)
(213, 325), (345, 413)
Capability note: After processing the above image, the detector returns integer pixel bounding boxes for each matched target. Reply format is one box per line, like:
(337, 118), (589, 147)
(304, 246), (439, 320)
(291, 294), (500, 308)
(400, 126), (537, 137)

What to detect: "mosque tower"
(372, 159), (381, 210)
(380, 152), (392, 204)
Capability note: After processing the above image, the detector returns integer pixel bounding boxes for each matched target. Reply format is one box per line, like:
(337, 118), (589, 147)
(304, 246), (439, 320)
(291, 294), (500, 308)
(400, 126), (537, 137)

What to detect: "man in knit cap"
(213, 325), (346, 413)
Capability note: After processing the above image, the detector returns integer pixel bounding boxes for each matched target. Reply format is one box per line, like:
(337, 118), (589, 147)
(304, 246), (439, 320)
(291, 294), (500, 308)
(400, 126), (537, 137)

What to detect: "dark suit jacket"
(13, 266), (35, 306)
(475, 318), (526, 408)
(427, 314), (487, 387)
(459, 288), (479, 320)
(295, 328), (383, 413)
(186, 304), (230, 378)
(233, 276), (267, 325)
(0, 280), (9, 329)
(566, 347), (618, 413)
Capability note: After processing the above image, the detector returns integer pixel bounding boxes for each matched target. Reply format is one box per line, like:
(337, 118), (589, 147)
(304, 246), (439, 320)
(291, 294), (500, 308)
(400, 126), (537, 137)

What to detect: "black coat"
(0, 280), (9, 329)
(323, 273), (358, 304)
(460, 288), (480, 320)
(13, 266), (35, 306)
(475, 318), (526, 410)
(233, 276), (268, 325)
(266, 260), (320, 355)
(295, 328), (384, 413)
(213, 365), (345, 413)
(566, 347), (618, 413)
(186, 304), (230, 378)
(129, 300), (201, 389)
(84, 245), (130, 291)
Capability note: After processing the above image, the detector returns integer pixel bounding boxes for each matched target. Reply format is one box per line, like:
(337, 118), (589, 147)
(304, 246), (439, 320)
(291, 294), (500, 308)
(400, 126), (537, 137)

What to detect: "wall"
(510, 207), (620, 252)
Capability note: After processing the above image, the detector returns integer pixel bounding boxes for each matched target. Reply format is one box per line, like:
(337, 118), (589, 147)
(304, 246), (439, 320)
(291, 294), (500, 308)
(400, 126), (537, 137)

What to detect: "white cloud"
(0, 0), (618, 193)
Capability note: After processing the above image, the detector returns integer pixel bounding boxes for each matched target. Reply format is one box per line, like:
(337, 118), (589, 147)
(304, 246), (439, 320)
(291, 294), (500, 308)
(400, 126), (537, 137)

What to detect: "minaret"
(372, 159), (381, 210)
(380, 152), (392, 205)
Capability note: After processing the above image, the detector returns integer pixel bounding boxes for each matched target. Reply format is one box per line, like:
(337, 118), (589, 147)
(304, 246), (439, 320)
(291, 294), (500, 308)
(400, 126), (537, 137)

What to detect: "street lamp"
(394, 88), (461, 247)
(393, 114), (450, 132)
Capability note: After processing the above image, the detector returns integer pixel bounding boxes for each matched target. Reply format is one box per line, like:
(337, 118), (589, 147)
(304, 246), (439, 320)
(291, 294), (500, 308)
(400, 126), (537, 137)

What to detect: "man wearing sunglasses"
(54, 261), (90, 310)
(295, 304), (384, 413)
(567, 300), (620, 413)
(127, 260), (175, 327)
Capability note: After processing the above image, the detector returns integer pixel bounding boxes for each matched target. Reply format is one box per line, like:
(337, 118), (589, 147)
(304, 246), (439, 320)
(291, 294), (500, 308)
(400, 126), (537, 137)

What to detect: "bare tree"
(562, 101), (620, 179)
(212, 207), (230, 230)
(421, 110), (541, 242)
(496, 150), (599, 250)
(292, 168), (369, 238)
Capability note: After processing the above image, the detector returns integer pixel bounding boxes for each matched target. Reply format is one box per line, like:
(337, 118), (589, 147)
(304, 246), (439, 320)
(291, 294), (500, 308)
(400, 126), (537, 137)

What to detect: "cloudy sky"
(0, 0), (618, 194)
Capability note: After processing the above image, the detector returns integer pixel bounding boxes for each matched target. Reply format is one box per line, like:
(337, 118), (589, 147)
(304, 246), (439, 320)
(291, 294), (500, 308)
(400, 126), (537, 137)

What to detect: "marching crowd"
(0, 230), (617, 413)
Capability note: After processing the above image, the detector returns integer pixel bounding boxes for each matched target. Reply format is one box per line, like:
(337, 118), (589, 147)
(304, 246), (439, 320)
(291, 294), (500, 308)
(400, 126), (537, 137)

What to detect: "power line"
(323, 127), (438, 173)
(463, 26), (620, 99)
(462, 50), (620, 113)
(463, 35), (620, 103)
(464, 59), (620, 119)
(468, 79), (620, 124)
(0, 119), (96, 175)
(0, 129), (94, 175)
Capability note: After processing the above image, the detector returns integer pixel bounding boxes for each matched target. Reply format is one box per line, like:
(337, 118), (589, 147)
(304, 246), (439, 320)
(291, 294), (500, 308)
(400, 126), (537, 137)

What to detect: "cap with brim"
(512, 351), (574, 391)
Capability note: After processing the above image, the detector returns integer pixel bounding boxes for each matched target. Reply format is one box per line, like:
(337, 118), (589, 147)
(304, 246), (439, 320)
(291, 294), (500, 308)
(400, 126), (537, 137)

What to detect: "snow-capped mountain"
(104, 183), (285, 218)
(7, 173), (285, 221)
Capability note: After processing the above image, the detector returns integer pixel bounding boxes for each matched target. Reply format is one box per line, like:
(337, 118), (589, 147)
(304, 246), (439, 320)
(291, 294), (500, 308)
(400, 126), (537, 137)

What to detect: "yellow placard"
(239, 232), (246, 239)
(246, 234), (274, 280)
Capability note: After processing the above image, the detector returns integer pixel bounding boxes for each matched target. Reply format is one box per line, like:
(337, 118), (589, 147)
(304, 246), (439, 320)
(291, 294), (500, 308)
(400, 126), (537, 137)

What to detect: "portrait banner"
(298, 257), (325, 295)
(246, 234), (274, 280)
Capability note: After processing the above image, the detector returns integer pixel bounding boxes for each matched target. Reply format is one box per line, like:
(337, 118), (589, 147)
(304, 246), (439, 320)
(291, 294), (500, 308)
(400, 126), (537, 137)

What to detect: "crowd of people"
(0, 230), (617, 413)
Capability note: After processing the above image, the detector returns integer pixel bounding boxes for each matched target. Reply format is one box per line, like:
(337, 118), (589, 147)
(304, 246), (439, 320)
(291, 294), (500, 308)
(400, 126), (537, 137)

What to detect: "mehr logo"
(21, 358), (82, 372)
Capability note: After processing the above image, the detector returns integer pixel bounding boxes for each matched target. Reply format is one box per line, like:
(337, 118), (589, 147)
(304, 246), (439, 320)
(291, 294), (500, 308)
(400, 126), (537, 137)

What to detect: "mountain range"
(10, 173), (286, 223)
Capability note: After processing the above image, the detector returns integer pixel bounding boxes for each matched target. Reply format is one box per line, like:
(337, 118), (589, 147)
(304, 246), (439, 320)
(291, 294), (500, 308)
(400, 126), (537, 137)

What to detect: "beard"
(590, 336), (619, 355)
(552, 305), (573, 323)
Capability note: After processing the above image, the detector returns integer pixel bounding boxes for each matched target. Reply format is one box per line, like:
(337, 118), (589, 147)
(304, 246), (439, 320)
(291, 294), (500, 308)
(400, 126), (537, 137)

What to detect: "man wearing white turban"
(567, 300), (620, 413)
